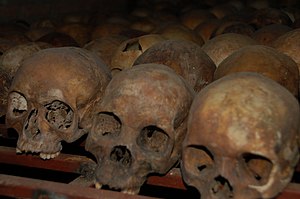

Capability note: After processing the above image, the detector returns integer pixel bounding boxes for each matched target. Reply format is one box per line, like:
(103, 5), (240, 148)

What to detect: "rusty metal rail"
(0, 123), (299, 199)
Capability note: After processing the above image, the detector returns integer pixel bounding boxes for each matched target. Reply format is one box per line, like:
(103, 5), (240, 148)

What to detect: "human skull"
(155, 23), (204, 46)
(251, 24), (292, 46)
(249, 8), (292, 29)
(5, 47), (111, 159)
(212, 21), (255, 38)
(194, 19), (221, 42)
(271, 29), (300, 96)
(134, 39), (216, 92)
(214, 45), (299, 97)
(84, 63), (195, 194)
(181, 72), (300, 199)
(202, 33), (258, 67)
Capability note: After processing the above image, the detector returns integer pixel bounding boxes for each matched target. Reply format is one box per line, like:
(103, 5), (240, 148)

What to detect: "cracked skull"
(5, 47), (111, 159)
(84, 63), (195, 194)
(181, 72), (300, 199)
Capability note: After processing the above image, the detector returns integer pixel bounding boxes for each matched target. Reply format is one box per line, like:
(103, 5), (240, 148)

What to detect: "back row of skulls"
(3, 43), (300, 199)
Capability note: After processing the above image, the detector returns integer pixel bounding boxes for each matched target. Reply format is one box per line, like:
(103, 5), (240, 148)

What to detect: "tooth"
(95, 182), (102, 189)
(16, 148), (22, 154)
(40, 153), (47, 159)
(55, 151), (60, 157)
(46, 154), (51, 159)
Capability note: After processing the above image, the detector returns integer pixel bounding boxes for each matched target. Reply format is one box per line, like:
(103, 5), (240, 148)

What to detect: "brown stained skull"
(271, 29), (300, 96)
(5, 47), (111, 159)
(155, 23), (204, 46)
(181, 72), (300, 199)
(251, 24), (292, 46)
(249, 8), (293, 29)
(84, 63), (195, 194)
(214, 45), (299, 97)
(202, 33), (258, 67)
(134, 40), (216, 92)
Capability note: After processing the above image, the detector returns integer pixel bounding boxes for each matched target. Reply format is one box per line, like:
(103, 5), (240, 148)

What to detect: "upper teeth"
(15, 147), (61, 160)
(39, 151), (60, 159)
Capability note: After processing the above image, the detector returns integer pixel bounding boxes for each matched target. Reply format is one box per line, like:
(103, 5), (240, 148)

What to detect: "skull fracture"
(84, 63), (195, 194)
(181, 72), (300, 199)
(6, 47), (111, 159)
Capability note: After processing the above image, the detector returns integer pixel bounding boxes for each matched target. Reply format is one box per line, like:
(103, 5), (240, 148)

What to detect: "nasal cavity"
(110, 145), (132, 167)
(211, 175), (234, 198)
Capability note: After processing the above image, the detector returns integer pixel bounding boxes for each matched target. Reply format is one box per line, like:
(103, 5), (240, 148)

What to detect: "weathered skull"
(134, 39), (216, 92)
(5, 47), (111, 159)
(155, 23), (204, 46)
(214, 45), (299, 97)
(212, 21), (255, 38)
(181, 72), (300, 199)
(249, 8), (293, 29)
(252, 24), (292, 46)
(194, 19), (221, 42)
(202, 33), (258, 67)
(271, 29), (300, 96)
(84, 63), (195, 194)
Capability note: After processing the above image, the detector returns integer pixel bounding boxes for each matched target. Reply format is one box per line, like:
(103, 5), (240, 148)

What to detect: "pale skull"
(5, 47), (111, 159)
(181, 72), (300, 199)
(84, 63), (195, 194)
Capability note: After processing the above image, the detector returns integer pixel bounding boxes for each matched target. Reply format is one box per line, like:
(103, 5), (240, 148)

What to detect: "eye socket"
(182, 145), (214, 176)
(93, 112), (121, 137)
(243, 153), (273, 184)
(8, 92), (28, 117)
(137, 125), (169, 154)
(44, 100), (74, 130)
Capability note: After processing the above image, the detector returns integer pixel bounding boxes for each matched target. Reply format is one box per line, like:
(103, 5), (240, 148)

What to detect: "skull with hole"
(84, 63), (195, 194)
(181, 72), (300, 199)
(5, 47), (111, 159)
